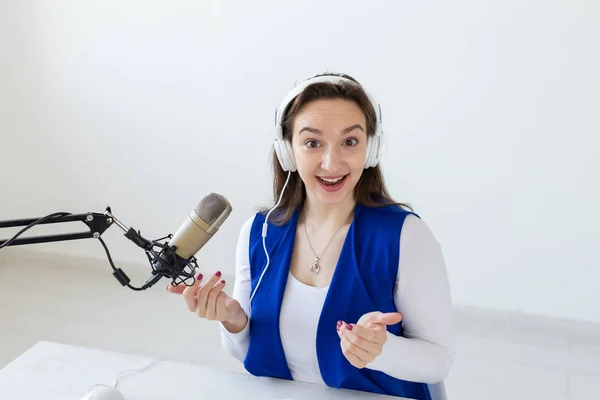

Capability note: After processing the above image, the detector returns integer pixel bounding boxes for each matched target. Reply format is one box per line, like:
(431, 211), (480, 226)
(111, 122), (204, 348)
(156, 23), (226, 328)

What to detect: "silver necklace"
(304, 221), (346, 274)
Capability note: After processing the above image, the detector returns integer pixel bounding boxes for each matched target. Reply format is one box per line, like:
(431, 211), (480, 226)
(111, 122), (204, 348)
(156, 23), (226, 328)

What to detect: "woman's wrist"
(221, 308), (248, 334)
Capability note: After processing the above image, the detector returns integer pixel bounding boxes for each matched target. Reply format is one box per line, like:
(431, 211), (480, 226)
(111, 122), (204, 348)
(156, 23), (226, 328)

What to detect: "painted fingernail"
(337, 321), (343, 328)
(220, 280), (226, 284)
(346, 324), (353, 331)
(196, 273), (203, 280)
(215, 271), (222, 277)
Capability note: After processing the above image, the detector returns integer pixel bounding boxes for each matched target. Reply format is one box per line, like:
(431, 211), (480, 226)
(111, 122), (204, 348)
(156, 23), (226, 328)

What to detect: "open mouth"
(316, 175), (348, 191)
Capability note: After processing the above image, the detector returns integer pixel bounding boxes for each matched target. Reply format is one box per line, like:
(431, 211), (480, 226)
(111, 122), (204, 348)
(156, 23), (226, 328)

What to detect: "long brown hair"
(262, 72), (412, 225)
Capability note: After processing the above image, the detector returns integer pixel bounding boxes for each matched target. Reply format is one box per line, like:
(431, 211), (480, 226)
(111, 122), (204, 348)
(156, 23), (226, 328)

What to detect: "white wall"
(1, 1), (598, 322)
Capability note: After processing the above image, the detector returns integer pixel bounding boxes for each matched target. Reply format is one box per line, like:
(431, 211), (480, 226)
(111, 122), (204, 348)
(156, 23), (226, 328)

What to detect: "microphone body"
(169, 206), (224, 260)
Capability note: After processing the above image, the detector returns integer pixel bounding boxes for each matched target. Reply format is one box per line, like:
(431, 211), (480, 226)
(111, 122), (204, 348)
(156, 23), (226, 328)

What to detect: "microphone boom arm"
(0, 207), (199, 291)
(0, 211), (113, 246)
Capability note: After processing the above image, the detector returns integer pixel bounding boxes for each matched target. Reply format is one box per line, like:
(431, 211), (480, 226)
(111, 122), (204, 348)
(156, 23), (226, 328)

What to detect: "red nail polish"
(346, 324), (353, 331)
(220, 280), (226, 284)
(215, 271), (222, 277)
(196, 273), (203, 280)
(337, 321), (343, 328)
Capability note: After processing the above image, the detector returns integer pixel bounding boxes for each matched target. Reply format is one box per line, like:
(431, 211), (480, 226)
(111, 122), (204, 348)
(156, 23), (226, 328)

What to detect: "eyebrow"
(298, 124), (364, 136)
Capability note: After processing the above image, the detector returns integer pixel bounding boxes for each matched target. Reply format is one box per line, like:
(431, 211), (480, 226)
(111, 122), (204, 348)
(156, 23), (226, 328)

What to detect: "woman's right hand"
(166, 271), (248, 333)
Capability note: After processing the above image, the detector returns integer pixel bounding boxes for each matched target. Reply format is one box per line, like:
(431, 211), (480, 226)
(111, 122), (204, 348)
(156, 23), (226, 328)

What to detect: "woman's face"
(291, 98), (368, 207)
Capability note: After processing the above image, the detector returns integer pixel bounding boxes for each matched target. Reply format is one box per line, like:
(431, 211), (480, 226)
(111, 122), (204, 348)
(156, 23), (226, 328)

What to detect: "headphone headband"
(274, 75), (383, 141)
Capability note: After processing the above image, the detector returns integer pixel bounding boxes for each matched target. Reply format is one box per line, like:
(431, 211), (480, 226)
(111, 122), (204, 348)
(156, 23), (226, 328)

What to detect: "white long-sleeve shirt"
(220, 213), (456, 400)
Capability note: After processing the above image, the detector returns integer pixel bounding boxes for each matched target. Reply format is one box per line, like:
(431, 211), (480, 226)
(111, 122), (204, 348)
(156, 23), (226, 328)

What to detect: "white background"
(1, 1), (598, 322)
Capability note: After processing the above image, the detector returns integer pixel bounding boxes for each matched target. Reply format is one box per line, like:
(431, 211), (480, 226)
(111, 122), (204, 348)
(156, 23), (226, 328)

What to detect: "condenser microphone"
(144, 193), (233, 288)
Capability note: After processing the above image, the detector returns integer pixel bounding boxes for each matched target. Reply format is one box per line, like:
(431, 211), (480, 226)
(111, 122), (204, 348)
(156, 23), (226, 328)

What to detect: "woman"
(168, 73), (456, 399)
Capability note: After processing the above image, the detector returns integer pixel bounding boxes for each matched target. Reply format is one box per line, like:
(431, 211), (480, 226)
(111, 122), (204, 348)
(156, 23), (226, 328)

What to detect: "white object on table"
(0, 342), (410, 400)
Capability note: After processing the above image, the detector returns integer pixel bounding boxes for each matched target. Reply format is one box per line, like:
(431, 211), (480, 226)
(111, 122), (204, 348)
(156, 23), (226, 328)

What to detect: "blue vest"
(243, 203), (432, 399)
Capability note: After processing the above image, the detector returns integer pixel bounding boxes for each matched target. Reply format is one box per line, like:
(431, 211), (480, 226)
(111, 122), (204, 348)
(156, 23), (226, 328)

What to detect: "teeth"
(320, 176), (344, 183)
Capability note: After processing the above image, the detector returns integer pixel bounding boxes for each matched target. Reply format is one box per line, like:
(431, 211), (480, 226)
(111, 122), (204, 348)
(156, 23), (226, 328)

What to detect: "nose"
(321, 145), (342, 171)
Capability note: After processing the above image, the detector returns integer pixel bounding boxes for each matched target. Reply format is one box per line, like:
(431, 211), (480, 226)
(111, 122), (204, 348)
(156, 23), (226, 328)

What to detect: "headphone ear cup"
(283, 139), (297, 172)
(274, 139), (297, 172)
(364, 134), (381, 169)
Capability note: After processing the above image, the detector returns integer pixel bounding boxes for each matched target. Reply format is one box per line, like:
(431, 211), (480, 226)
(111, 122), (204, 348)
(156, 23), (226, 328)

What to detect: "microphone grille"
(195, 193), (232, 230)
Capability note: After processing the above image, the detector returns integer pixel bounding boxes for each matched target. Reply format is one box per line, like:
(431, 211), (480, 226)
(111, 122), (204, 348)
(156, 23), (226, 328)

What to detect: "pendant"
(309, 257), (321, 274)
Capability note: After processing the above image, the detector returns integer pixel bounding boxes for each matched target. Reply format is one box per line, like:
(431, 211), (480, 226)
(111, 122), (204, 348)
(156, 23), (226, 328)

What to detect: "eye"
(305, 140), (321, 148)
(344, 138), (359, 146)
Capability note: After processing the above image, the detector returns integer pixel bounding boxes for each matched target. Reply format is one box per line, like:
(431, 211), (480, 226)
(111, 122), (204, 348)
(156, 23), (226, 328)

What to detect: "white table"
(0, 341), (408, 399)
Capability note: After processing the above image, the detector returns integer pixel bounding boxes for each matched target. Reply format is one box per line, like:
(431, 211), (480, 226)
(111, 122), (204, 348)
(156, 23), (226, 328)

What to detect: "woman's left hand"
(337, 311), (403, 369)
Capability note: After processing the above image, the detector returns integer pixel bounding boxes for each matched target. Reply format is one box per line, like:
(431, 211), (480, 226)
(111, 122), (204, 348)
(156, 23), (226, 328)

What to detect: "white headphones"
(248, 75), (384, 313)
(273, 75), (384, 172)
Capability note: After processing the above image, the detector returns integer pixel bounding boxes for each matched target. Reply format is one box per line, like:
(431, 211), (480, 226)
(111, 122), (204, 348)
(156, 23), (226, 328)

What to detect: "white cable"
(82, 173), (293, 396)
(113, 358), (162, 386)
(85, 358), (163, 394)
(248, 170), (292, 315)
(82, 173), (290, 396)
